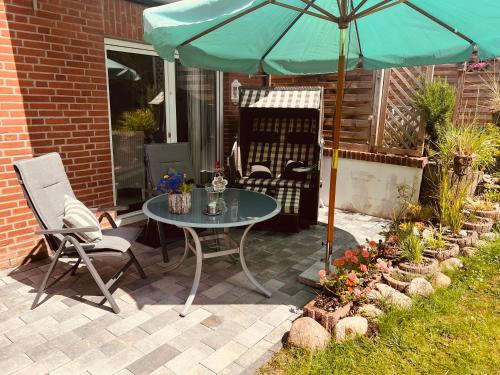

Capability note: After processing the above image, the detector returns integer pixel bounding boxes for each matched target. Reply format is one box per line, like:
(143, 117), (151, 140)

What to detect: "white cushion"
(62, 195), (102, 243)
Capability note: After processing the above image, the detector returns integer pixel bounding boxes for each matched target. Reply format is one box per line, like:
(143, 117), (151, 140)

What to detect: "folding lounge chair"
(13, 153), (146, 314)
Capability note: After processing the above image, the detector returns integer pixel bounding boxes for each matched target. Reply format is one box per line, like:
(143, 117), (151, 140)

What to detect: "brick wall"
(0, 0), (146, 269)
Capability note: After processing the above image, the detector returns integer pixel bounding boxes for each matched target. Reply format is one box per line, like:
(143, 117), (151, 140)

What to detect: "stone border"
(423, 243), (460, 261)
(303, 299), (352, 332)
(462, 218), (494, 234)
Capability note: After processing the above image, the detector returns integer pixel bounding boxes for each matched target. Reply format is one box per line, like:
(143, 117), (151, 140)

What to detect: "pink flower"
(361, 251), (370, 258)
(364, 287), (372, 294)
(333, 258), (345, 267)
(353, 288), (362, 297)
(351, 256), (359, 264)
(318, 269), (326, 278)
(360, 264), (368, 273)
(348, 273), (358, 282)
(352, 249), (359, 256)
(344, 250), (353, 258)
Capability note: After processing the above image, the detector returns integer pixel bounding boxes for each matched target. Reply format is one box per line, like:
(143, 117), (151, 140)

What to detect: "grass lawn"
(260, 239), (500, 375)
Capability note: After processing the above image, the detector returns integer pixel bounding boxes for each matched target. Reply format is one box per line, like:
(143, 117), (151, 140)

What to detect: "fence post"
(369, 70), (385, 152)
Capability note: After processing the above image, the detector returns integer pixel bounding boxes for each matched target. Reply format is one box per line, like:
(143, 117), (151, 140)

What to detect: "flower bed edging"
(462, 218), (494, 234)
(423, 243), (460, 261)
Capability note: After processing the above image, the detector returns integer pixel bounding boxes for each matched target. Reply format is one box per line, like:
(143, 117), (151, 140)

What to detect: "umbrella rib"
(299, 0), (339, 23)
(403, 1), (474, 44)
(180, 1), (270, 46)
(261, 1), (315, 62)
(270, 1), (336, 22)
(347, 0), (368, 19)
(350, 0), (363, 57)
(353, 0), (402, 20)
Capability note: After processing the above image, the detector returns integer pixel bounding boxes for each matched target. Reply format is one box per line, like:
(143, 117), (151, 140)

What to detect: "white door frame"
(104, 38), (223, 217)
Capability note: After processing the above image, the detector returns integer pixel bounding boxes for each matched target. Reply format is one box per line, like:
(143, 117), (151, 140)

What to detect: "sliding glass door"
(105, 39), (221, 213)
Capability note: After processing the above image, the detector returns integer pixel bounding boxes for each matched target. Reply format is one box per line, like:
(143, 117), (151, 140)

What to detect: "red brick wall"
(0, 0), (146, 269)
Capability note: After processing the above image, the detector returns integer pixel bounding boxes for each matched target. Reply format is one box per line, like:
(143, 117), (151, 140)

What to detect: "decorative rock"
(375, 283), (412, 309)
(480, 232), (499, 241)
(475, 239), (488, 248)
(335, 316), (368, 342)
(431, 272), (451, 289)
(288, 317), (331, 350)
(406, 277), (434, 297)
(358, 304), (383, 319)
(439, 257), (464, 272)
(461, 246), (476, 257)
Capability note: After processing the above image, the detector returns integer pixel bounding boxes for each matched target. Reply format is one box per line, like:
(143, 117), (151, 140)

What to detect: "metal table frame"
(143, 188), (280, 316)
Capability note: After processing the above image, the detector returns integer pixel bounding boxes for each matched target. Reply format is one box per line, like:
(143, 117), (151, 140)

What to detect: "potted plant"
(422, 228), (459, 261)
(304, 241), (379, 332)
(462, 211), (494, 234)
(397, 232), (438, 276)
(156, 173), (194, 214)
(467, 196), (500, 221)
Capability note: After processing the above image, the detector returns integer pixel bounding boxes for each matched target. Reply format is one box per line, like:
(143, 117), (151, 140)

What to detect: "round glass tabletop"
(142, 188), (281, 228)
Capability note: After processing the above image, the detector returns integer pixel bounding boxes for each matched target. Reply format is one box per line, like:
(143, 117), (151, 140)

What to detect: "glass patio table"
(142, 188), (281, 316)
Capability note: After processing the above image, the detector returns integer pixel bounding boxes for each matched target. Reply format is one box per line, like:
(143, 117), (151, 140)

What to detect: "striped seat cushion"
(237, 177), (310, 189)
(244, 186), (268, 194)
(276, 187), (300, 215)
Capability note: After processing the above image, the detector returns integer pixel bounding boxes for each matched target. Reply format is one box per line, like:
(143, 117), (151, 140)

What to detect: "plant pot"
(382, 272), (410, 292)
(167, 192), (191, 214)
(398, 257), (438, 276)
(423, 243), (460, 261)
(473, 208), (500, 222)
(303, 295), (352, 332)
(453, 154), (474, 176)
(462, 217), (494, 234)
(443, 230), (478, 248)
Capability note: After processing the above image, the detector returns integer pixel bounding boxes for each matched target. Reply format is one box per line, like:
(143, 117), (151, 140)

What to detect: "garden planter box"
(443, 230), (478, 248)
(303, 298), (352, 332)
(462, 218), (493, 234)
(382, 272), (410, 292)
(398, 257), (438, 276)
(423, 243), (460, 261)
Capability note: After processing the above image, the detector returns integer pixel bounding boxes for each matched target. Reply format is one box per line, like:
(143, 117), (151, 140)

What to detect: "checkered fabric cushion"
(237, 177), (310, 189)
(276, 187), (300, 215)
(246, 117), (318, 178)
(244, 186), (268, 194)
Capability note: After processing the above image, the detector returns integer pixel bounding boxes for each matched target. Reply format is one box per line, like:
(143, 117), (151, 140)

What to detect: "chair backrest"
(13, 153), (75, 234)
(144, 143), (196, 190)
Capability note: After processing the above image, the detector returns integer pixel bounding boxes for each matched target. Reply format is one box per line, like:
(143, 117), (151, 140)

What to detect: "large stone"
(375, 283), (412, 309)
(358, 304), (383, 319)
(439, 258), (464, 272)
(406, 277), (434, 297)
(335, 316), (368, 342)
(431, 272), (451, 289)
(288, 317), (331, 350)
(461, 247), (476, 257)
(480, 232), (499, 242)
(475, 239), (488, 248)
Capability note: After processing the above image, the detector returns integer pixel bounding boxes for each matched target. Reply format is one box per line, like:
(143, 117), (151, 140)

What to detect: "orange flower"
(333, 258), (345, 267)
(351, 256), (359, 264)
(344, 250), (353, 258)
(348, 273), (358, 282)
(318, 269), (326, 278)
(369, 240), (377, 248)
(347, 287), (353, 293)
(352, 249), (359, 256)
(360, 264), (368, 273)
(361, 250), (370, 258)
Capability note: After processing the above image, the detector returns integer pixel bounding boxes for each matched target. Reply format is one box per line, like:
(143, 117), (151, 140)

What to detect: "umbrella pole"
(325, 25), (347, 272)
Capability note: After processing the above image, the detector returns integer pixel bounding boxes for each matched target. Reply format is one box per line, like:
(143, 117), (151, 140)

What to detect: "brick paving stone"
(218, 362), (245, 375)
(168, 323), (213, 352)
(235, 339), (275, 368)
(127, 343), (180, 375)
(62, 330), (115, 360)
(139, 308), (180, 334)
(185, 364), (216, 375)
(200, 340), (247, 373)
(25, 331), (81, 362)
(1, 353), (33, 375)
(87, 348), (144, 375)
(260, 305), (294, 327)
(134, 324), (181, 355)
(50, 349), (107, 375)
(13, 350), (70, 375)
(165, 342), (214, 375)
(106, 311), (151, 336)
(201, 320), (246, 350)
(4, 315), (58, 342)
(234, 320), (274, 348)
(264, 319), (293, 344)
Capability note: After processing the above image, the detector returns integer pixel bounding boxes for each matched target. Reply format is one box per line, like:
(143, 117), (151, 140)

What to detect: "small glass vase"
(168, 192), (191, 214)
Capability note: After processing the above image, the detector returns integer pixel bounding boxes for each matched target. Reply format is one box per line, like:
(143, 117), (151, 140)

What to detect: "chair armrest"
(90, 205), (128, 213)
(35, 226), (99, 235)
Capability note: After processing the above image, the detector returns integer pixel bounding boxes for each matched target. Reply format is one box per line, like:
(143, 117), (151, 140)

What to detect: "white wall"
(320, 156), (423, 219)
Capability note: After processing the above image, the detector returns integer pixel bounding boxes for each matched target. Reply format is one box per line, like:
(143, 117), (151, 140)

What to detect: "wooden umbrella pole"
(325, 23), (348, 272)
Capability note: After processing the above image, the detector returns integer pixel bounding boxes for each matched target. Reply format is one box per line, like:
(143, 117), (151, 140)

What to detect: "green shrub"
(414, 79), (456, 146)
(118, 107), (156, 132)
(438, 171), (469, 233)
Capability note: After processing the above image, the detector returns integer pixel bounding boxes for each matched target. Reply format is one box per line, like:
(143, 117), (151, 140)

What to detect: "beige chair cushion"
(62, 195), (102, 243)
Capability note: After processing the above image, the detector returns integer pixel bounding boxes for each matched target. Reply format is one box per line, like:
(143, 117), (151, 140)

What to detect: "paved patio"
(0, 209), (387, 375)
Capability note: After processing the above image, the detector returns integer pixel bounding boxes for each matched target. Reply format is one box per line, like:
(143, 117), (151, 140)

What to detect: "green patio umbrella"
(143, 0), (500, 271)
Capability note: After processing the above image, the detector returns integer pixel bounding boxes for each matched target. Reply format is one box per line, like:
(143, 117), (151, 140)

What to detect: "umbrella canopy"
(144, 0), (500, 75)
(143, 0), (500, 271)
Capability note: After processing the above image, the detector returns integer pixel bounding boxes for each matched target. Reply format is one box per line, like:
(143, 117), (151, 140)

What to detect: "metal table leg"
(181, 226), (203, 317)
(157, 221), (169, 263)
(239, 224), (271, 298)
(162, 228), (190, 273)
